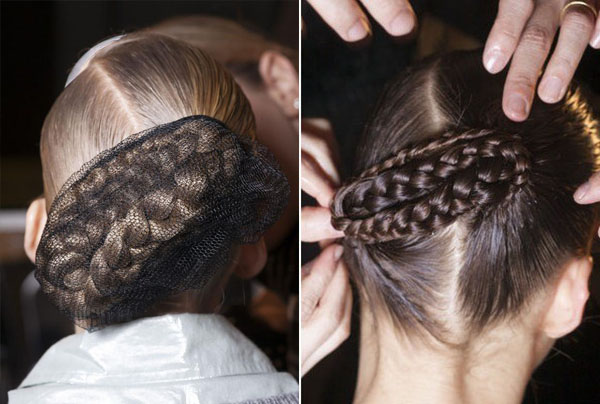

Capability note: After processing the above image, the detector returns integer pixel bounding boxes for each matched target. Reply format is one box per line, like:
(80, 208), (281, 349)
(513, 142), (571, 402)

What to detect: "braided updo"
(332, 129), (530, 244)
(37, 33), (287, 330)
(332, 50), (599, 341)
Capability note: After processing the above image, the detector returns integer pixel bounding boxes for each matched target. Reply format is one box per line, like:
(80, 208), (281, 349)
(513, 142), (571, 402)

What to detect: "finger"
(503, 3), (561, 121)
(539, 3), (596, 103)
(302, 260), (351, 365)
(302, 118), (341, 170)
(574, 172), (600, 204)
(301, 206), (345, 242)
(483, 0), (534, 74)
(302, 315), (350, 375)
(305, 260), (350, 345)
(302, 152), (337, 207)
(318, 238), (337, 249)
(312, 285), (352, 357)
(317, 259), (350, 309)
(359, 0), (416, 36)
(306, 0), (371, 42)
(301, 244), (344, 321)
(301, 128), (341, 186)
(301, 285), (352, 376)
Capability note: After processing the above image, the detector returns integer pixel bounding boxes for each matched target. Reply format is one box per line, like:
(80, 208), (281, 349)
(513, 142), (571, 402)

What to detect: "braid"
(331, 130), (530, 244)
(36, 115), (289, 330)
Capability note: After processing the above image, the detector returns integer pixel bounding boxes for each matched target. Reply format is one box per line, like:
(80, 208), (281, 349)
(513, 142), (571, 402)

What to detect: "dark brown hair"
(332, 50), (599, 342)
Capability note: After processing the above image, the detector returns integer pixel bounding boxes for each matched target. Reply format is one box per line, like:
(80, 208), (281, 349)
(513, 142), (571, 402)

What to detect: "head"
(332, 50), (599, 360)
(25, 33), (276, 328)
(148, 16), (299, 246)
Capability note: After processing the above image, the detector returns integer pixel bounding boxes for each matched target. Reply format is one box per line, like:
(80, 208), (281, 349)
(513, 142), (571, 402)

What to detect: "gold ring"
(560, 1), (598, 25)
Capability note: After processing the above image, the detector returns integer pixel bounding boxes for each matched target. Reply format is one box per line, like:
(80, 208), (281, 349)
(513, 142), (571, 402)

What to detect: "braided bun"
(35, 116), (289, 330)
(331, 129), (530, 244)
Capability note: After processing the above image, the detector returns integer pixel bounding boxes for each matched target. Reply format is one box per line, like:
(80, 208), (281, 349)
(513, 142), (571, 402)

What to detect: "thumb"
(574, 172), (600, 204)
(301, 206), (345, 242)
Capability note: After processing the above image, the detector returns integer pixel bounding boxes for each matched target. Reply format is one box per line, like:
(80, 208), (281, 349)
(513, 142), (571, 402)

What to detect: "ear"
(233, 237), (267, 279)
(258, 51), (299, 118)
(24, 197), (47, 263)
(542, 256), (592, 339)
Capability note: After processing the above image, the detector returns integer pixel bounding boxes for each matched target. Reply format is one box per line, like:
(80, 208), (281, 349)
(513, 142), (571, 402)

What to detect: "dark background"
(0, 1), (297, 402)
(302, 0), (600, 403)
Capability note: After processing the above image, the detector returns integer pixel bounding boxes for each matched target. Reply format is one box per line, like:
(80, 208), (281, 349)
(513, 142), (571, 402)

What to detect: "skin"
(575, 172), (600, 237)
(235, 51), (300, 250)
(306, 0), (600, 122)
(353, 257), (592, 404)
(483, 0), (600, 122)
(300, 118), (352, 376)
(301, 118), (344, 242)
(306, 0), (416, 40)
(301, 245), (352, 376)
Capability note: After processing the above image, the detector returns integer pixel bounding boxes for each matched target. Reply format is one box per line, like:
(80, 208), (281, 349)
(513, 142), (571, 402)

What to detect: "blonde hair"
(41, 32), (255, 205)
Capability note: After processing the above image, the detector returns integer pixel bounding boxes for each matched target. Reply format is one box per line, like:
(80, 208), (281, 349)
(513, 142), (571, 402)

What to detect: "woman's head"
(332, 50), (599, 346)
(25, 32), (287, 330)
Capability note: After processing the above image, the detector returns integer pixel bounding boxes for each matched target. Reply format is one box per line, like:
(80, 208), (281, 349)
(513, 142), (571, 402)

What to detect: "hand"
(574, 172), (600, 236)
(301, 119), (351, 375)
(301, 244), (352, 376)
(483, 0), (600, 122)
(306, 0), (416, 42)
(301, 118), (344, 243)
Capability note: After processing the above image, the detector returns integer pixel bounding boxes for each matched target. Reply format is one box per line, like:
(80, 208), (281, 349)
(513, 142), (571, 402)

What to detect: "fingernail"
(574, 181), (590, 202)
(347, 19), (368, 42)
(507, 95), (528, 121)
(484, 49), (504, 74)
(333, 245), (344, 260)
(540, 76), (564, 103)
(390, 11), (414, 36)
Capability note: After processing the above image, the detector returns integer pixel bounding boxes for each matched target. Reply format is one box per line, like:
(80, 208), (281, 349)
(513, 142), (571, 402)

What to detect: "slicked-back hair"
(41, 33), (255, 205)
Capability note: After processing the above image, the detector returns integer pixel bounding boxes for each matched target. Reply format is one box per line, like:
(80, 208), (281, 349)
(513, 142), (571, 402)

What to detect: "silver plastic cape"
(8, 313), (298, 404)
